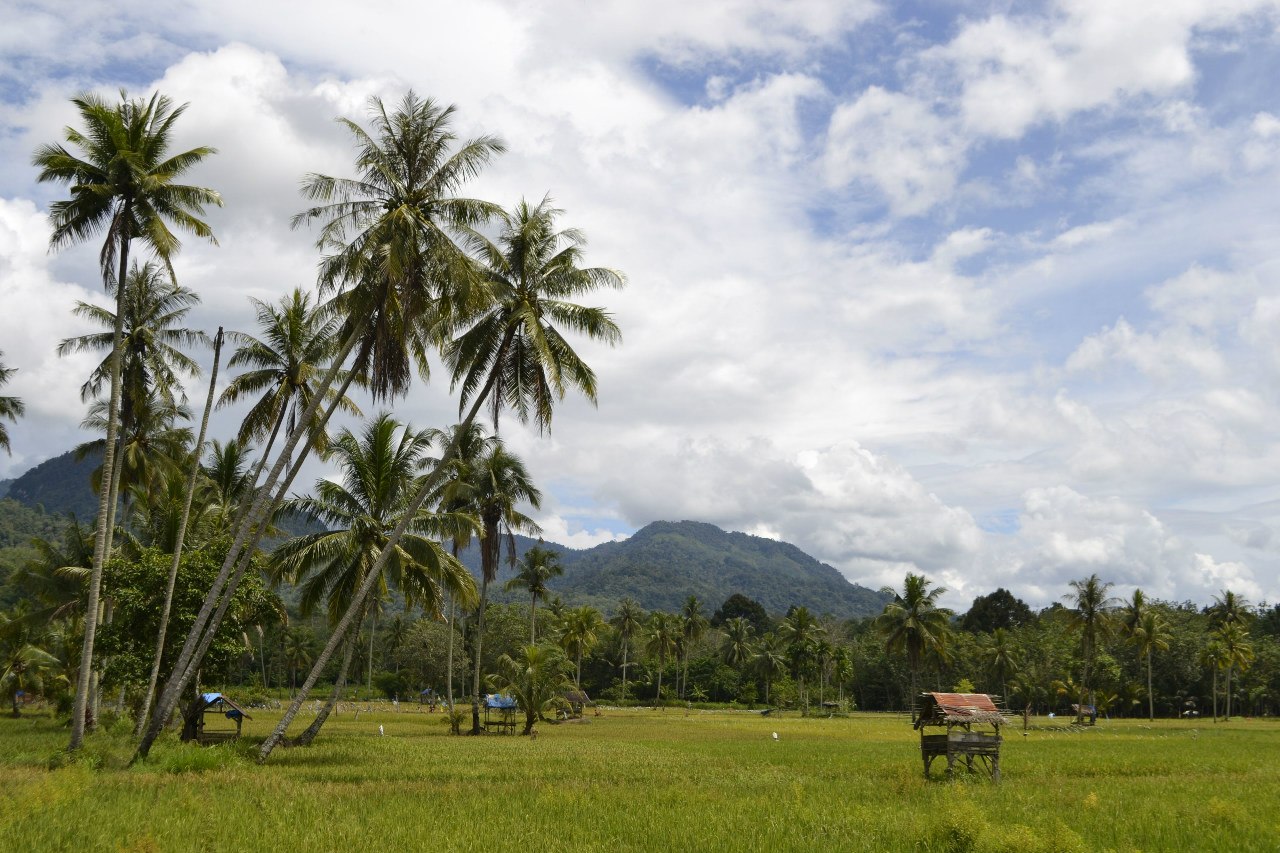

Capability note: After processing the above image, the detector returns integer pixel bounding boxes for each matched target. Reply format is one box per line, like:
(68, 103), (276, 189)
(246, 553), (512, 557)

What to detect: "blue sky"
(3, 0), (1280, 609)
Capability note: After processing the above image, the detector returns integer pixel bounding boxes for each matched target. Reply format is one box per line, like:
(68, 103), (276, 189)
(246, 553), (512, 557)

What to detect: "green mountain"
(457, 520), (889, 620)
(7, 448), (102, 519)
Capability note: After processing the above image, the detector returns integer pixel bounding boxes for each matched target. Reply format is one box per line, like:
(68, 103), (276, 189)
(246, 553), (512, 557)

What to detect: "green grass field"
(1, 708), (1276, 852)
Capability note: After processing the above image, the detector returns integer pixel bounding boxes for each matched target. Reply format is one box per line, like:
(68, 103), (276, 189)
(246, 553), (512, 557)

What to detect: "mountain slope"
(456, 520), (888, 619)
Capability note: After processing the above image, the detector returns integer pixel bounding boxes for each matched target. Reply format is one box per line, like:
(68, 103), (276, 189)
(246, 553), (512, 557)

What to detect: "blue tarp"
(485, 693), (517, 709)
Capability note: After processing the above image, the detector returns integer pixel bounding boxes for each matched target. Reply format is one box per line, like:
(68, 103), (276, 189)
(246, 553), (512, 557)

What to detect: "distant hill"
(456, 520), (889, 620)
(7, 448), (102, 519)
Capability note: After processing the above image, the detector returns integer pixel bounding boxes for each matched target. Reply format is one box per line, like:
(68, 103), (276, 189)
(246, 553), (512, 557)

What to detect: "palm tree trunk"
(257, 339), (516, 762)
(135, 329), (223, 737)
(655, 652), (664, 703)
(1225, 665), (1233, 721)
(469, 579), (490, 736)
(445, 593), (456, 708)
(366, 607), (377, 693)
(529, 592), (537, 645)
(1152, 648), (1162, 722)
(70, 225), (131, 752)
(1212, 666), (1218, 722)
(621, 643), (629, 701)
(289, 623), (361, 748)
(136, 325), (363, 760)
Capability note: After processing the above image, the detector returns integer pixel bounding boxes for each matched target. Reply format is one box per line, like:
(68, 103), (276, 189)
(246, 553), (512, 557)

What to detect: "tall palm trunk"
(655, 651), (665, 702)
(137, 325), (362, 760)
(257, 330), (517, 762)
(1152, 648), (1162, 722)
(1211, 665), (1219, 722)
(469, 578), (491, 735)
(621, 642), (629, 700)
(445, 593), (456, 708)
(366, 607), (377, 692)
(136, 329), (223, 737)
(70, 222), (131, 751)
(529, 592), (537, 645)
(1225, 664), (1234, 721)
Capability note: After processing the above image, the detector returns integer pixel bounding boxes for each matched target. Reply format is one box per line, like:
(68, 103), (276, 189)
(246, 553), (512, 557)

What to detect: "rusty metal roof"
(915, 692), (1008, 728)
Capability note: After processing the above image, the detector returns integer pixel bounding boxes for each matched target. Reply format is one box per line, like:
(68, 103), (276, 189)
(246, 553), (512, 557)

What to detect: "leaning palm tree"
(1130, 610), (1171, 721)
(34, 90), (220, 750)
(0, 353), (24, 455)
(141, 94), (500, 760)
(505, 545), (564, 644)
(613, 598), (645, 700)
(465, 442), (541, 735)
(876, 573), (952, 722)
(251, 120), (623, 766)
(1064, 573), (1117, 723)
(268, 413), (478, 745)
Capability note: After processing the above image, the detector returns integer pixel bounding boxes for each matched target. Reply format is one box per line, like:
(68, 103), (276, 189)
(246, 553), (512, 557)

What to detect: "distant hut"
(182, 692), (252, 745)
(561, 688), (592, 719)
(914, 692), (1007, 781)
(484, 694), (517, 734)
(1070, 703), (1098, 725)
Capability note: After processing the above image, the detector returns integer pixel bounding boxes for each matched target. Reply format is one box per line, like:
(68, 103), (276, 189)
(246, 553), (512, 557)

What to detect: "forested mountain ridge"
(4, 448), (886, 619)
(456, 520), (889, 619)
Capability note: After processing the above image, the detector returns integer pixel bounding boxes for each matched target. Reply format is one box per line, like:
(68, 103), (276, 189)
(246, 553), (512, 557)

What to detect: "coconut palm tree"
(505, 545), (564, 644)
(218, 288), (361, 467)
(876, 573), (953, 722)
(59, 262), (208, 412)
(559, 605), (605, 689)
(780, 606), (825, 714)
(645, 612), (679, 704)
(144, 94), (500, 760)
(1209, 590), (1250, 628)
(980, 627), (1021, 702)
(751, 634), (787, 705)
(1064, 573), (1117, 723)
(252, 116), (623, 766)
(1, 608), (65, 717)
(1130, 611), (1171, 721)
(613, 598), (645, 701)
(448, 195), (624, 432)
(34, 90), (220, 750)
(0, 353), (24, 455)
(465, 442), (541, 735)
(496, 644), (573, 735)
(1215, 623), (1254, 722)
(720, 616), (755, 697)
(268, 414), (477, 744)
(679, 596), (708, 700)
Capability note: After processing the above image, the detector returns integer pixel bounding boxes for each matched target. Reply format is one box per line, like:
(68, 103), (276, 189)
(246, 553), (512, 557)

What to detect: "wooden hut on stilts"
(914, 692), (1008, 782)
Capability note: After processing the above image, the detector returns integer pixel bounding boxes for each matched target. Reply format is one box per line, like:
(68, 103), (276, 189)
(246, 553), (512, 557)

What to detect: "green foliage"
(96, 542), (281, 689)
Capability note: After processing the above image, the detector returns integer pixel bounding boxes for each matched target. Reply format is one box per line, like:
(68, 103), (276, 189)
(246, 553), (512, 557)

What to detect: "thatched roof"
(914, 692), (1008, 729)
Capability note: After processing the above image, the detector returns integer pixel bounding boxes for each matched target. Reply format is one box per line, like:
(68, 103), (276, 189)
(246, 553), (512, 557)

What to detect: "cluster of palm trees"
(9, 87), (624, 757)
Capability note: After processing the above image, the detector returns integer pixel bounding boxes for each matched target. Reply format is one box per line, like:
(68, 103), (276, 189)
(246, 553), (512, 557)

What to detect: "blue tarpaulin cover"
(485, 693), (517, 709)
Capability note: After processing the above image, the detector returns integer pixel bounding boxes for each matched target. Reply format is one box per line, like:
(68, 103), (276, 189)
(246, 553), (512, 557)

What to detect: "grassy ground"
(1, 707), (1276, 852)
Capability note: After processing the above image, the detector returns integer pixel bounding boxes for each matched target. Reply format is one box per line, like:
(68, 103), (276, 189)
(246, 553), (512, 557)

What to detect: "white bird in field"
(772, 732), (778, 740)
(379, 724), (385, 736)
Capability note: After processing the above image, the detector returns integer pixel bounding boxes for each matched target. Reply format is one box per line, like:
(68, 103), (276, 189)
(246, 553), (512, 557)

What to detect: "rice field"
(1, 707), (1276, 852)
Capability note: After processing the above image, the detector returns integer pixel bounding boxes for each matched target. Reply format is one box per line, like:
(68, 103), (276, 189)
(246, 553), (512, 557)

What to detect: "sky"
(2, 0), (1280, 610)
